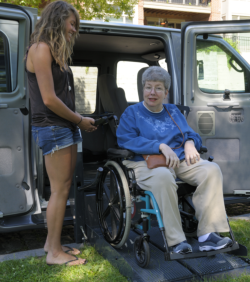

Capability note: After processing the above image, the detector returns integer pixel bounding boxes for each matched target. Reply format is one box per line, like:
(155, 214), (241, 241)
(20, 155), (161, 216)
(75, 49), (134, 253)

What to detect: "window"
(146, 18), (183, 29)
(0, 20), (19, 92)
(71, 66), (98, 114)
(196, 34), (250, 94)
(0, 36), (7, 92)
(107, 17), (123, 23)
(158, 58), (168, 71)
(117, 61), (149, 102)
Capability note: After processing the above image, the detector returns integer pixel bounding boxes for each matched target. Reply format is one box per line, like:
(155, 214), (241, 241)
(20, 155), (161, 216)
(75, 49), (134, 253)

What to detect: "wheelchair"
(88, 116), (240, 269)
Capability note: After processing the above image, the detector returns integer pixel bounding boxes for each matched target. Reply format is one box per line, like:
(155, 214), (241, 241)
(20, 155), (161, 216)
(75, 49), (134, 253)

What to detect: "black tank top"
(26, 58), (77, 131)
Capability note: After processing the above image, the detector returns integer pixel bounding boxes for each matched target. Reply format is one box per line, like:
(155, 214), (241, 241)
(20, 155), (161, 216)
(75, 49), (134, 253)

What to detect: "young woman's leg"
(60, 144), (81, 254)
(44, 145), (85, 265)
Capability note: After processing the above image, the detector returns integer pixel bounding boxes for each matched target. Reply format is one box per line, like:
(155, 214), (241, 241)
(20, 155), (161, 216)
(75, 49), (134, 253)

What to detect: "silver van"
(1, 3), (250, 278)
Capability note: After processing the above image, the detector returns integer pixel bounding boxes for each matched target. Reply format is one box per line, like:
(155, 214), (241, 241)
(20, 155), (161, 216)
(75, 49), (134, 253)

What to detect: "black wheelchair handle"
(93, 115), (118, 126)
(93, 116), (108, 126)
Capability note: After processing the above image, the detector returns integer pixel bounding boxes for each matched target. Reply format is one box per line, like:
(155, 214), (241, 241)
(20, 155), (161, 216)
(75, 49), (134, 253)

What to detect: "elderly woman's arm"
(117, 111), (161, 155)
(184, 121), (202, 166)
(159, 143), (180, 168)
(174, 106), (202, 166)
(117, 110), (180, 168)
(184, 140), (200, 166)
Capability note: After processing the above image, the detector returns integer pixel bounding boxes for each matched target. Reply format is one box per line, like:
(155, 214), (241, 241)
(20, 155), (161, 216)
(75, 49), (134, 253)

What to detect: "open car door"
(0, 4), (38, 218)
(181, 20), (250, 196)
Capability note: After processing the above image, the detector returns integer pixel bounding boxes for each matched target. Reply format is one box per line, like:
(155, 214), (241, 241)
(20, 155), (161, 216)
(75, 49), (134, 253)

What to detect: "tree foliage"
(74, 0), (138, 21)
(196, 37), (241, 71)
(0, 0), (138, 20)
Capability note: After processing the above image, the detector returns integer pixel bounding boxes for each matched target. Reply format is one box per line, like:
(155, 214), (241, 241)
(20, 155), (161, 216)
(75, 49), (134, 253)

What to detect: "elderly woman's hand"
(184, 140), (200, 166)
(159, 143), (180, 168)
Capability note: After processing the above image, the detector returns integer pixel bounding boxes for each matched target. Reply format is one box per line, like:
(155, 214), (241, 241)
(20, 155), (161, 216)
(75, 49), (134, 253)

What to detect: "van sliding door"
(0, 4), (37, 217)
(182, 21), (250, 195)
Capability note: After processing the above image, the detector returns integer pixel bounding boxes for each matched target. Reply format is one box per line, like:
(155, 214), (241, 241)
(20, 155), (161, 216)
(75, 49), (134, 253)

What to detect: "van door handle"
(0, 104), (7, 109)
(207, 102), (239, 108)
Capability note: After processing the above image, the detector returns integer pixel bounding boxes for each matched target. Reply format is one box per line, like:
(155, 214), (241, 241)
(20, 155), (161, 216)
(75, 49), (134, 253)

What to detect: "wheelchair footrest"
(166, 241), (240, 261)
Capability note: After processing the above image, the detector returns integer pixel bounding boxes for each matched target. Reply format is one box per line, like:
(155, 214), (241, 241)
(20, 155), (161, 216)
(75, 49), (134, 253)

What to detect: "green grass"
(1, 220), (250, 282)
(227, 219), (250, 257)
(197, 219), (250, 282)
(0, 244), (127, 282)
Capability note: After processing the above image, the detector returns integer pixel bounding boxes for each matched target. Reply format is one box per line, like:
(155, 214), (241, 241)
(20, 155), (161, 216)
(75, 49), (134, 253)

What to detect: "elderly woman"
(117, 66), (232, 254)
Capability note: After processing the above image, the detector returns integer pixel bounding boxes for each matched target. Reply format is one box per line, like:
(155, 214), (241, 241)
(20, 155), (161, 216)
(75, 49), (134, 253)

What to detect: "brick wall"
(209, 0), (222, 21)
(138, 0), (144, 25)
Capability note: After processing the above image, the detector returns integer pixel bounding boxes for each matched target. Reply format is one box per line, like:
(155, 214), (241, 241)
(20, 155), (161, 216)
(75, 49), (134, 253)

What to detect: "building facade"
(222, 0), (250, 21)
(136, 0), (221, 27)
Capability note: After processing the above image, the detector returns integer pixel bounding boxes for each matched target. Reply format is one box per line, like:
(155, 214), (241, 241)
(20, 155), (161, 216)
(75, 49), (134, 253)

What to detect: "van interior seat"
(97, 74), (128, 119)
(97, 74), (129, 150)
(137, 67), (149, 102)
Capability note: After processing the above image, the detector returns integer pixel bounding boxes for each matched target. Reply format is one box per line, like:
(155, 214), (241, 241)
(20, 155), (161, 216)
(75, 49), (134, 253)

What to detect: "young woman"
(26, 1), (96, 266)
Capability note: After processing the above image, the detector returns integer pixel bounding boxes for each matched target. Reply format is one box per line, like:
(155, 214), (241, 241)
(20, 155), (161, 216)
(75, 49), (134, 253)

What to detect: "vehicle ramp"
(86, 225), (250, 282)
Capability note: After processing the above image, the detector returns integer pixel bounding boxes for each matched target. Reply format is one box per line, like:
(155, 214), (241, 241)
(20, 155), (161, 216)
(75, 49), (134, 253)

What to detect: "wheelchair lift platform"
(86, 225), (250, 282)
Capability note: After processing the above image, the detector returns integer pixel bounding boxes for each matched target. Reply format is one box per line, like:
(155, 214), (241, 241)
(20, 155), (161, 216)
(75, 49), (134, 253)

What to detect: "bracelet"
(76, 117), (82, 126)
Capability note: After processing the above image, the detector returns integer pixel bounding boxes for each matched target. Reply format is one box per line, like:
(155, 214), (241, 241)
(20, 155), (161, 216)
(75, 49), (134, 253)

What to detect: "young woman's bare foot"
(44, 244), (80, 255)
(46, 250), (86, 266)
(62, 246), (81, 255)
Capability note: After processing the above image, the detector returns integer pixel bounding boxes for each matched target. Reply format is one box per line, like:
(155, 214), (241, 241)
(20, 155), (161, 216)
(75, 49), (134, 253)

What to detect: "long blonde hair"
(30, 1), (80, 71)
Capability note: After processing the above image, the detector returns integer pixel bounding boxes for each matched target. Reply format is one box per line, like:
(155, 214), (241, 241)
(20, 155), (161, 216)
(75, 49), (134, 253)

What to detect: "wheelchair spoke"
(102, 205), (111, 220)
(110, 205), (121, 221)
(103, 182), (111, 202)
(110, 209), (118, 239)
(110, 193), (119, 205)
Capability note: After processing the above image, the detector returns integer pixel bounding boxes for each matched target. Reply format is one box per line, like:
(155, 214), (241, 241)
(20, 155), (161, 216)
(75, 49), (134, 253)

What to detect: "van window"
(117, 61), (149, 102)
(0, 36), (7, 92)
(71, 66), (98, 114)
(196, 34), (250, 94)
(0, 20), (19, 92)
(158, 58), (168, 71)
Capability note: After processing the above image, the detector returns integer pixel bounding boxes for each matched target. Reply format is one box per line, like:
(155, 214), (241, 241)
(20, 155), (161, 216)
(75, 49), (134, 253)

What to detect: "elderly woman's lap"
(123, 160), (178, 191)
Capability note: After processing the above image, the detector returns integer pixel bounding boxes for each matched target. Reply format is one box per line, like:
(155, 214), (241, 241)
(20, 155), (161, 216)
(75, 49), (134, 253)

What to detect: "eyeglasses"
(144, 86), (165, 94)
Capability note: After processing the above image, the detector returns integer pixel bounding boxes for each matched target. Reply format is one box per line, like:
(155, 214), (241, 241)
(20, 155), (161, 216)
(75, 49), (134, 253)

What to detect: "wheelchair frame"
(92, 152), (240, 268)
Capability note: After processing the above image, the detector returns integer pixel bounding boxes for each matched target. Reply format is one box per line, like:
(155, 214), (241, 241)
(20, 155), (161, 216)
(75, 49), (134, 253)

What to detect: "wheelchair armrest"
(199, 145), (207, 154)
(107, 148), (135, 159)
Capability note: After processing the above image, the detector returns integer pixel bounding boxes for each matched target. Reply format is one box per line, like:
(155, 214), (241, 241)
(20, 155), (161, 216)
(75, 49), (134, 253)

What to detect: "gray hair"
(142, 66), (171, 90)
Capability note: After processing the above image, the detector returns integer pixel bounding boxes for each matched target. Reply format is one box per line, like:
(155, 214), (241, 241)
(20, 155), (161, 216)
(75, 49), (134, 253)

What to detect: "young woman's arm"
(28, 42), (96, 131)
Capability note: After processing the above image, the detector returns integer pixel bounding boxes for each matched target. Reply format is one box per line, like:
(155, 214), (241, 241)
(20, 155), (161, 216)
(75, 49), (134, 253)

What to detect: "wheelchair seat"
(107, 148), (135, 160)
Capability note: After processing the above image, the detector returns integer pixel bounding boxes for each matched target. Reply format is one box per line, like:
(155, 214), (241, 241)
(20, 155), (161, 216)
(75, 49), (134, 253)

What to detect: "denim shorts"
(32, 125), (83, 156)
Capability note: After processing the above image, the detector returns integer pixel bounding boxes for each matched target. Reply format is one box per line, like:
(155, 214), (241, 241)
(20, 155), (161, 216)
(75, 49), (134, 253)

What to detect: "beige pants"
(123, 158), (229, 247)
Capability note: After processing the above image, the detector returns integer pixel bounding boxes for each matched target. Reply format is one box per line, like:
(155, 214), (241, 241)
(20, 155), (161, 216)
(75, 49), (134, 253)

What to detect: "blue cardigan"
(116, 102), (202, 162)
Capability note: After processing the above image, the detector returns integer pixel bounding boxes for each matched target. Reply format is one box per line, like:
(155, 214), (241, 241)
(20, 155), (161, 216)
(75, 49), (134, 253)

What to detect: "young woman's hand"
(184, 140), (200, 166)
(159, 143), (180, 169)
(78, 117), (97, 132)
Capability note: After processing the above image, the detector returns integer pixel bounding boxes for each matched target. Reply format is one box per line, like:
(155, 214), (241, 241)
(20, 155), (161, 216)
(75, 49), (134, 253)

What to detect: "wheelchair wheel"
(96, 161), (131, 249)
(134, 236), (150, 268)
